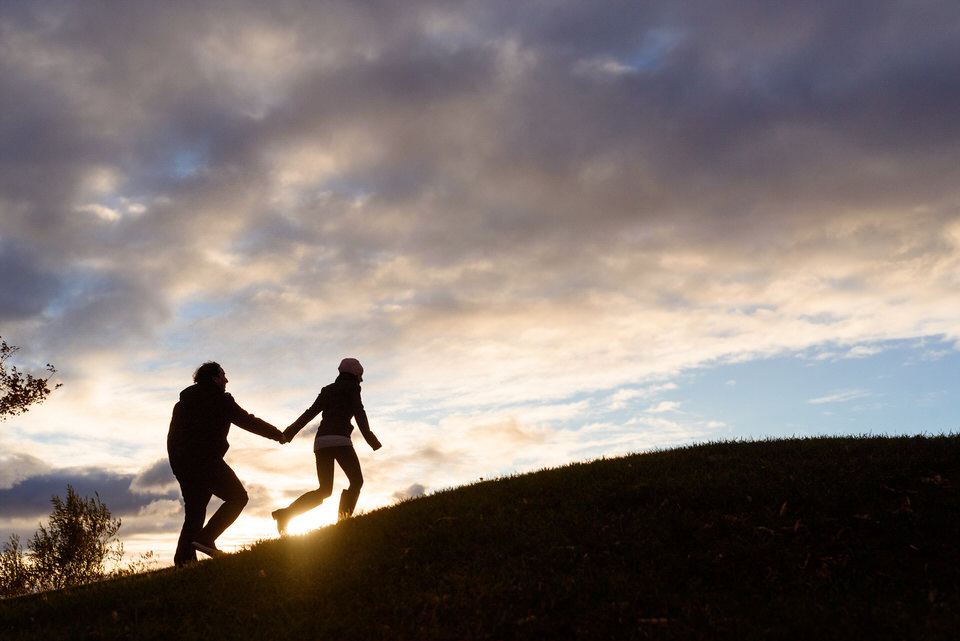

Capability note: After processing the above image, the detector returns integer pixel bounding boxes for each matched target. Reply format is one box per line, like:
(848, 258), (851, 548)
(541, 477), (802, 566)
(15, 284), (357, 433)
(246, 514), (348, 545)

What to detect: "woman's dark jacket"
(283, 373), (380, 449)
(167, 382), (281, 475)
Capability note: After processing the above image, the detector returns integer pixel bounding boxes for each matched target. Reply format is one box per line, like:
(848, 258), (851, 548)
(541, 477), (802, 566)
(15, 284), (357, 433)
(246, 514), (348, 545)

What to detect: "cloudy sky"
(2, 1), (959, 566)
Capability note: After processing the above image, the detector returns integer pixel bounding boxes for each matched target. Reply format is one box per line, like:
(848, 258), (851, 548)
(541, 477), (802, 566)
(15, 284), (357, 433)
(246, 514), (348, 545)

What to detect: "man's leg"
(174, 474), (212, 566)
(195, 460), (248, 547)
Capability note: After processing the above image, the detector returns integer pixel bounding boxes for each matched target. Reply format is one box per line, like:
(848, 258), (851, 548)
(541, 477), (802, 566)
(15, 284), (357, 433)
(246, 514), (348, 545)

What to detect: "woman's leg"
(287, 449), (336, 513)
(272, 449), (336, 533)
(334, 446), (363, 520)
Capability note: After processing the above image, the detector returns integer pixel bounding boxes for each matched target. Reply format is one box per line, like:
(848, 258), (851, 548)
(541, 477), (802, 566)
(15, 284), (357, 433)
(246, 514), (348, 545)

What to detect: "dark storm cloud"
(3, 0), (957, 278)
(0, 240), (61, 320)
(0, 464), (178, 521)
(221, 0), (960, 270)
(129, 458), (177, 494)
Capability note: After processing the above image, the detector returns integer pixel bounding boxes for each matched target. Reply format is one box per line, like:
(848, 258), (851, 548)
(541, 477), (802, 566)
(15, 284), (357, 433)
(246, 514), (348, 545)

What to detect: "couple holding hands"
(166, 358), (381, 567)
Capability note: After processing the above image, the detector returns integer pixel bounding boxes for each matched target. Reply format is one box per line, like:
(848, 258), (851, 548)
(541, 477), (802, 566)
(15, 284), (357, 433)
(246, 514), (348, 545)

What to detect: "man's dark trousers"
(173, 459), (248, 566)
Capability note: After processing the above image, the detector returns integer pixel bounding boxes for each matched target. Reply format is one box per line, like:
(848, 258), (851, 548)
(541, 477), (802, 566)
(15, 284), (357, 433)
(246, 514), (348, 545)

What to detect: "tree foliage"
(0, 337), (61, 420)
(0, 486), (123, 598)
(0, 536), (31, 598)
(29, 486), (123, 592)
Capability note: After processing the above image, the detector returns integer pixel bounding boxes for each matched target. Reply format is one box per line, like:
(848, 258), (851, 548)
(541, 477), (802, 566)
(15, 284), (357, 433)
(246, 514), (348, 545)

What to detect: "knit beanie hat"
(338, 357), (364, 381)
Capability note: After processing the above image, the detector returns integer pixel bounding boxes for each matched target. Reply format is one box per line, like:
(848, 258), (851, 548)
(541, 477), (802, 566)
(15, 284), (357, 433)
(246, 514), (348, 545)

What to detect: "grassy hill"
(1, 435), (959, 640)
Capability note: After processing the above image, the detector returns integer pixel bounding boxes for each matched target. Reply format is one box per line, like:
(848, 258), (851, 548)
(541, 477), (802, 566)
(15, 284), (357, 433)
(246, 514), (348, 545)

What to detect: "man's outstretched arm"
(227, 396), (284, 442)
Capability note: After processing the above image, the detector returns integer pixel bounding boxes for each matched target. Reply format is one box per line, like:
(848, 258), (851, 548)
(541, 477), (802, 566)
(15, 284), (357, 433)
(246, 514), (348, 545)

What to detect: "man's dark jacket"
(167, 382), (281, 475)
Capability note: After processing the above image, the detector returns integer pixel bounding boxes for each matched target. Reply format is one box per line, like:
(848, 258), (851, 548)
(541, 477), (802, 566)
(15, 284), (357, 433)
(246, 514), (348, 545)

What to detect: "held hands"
(279, 425), (297, 444)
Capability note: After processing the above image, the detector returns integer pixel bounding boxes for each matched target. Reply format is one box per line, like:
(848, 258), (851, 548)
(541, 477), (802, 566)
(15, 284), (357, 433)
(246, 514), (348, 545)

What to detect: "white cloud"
(573, 55), (637, 77)
(392, 484), (427, 501)
(0, 453), (50, 490)
(646, 401), (682, 414)
(808, 390), (871, 405)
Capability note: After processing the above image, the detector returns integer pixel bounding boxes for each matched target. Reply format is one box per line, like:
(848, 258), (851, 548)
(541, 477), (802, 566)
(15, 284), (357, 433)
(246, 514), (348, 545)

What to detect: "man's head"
(194, 362), (228, 390)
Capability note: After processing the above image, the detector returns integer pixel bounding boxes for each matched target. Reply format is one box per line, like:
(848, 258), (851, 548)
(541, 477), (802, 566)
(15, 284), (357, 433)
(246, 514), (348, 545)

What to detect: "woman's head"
(338, 357), (363, 381)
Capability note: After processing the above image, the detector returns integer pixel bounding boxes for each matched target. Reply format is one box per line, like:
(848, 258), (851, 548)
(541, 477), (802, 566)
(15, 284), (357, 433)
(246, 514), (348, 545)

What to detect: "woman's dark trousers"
(282, 446), (364, 522)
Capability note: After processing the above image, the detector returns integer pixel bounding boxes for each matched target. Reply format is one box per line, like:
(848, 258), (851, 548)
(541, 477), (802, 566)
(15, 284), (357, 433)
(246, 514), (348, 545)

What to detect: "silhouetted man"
(167, 361), (284, 566)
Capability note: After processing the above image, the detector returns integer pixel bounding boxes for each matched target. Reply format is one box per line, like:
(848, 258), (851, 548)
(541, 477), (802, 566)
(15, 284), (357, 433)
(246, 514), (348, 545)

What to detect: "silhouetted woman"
(272, 358), (382, 533)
